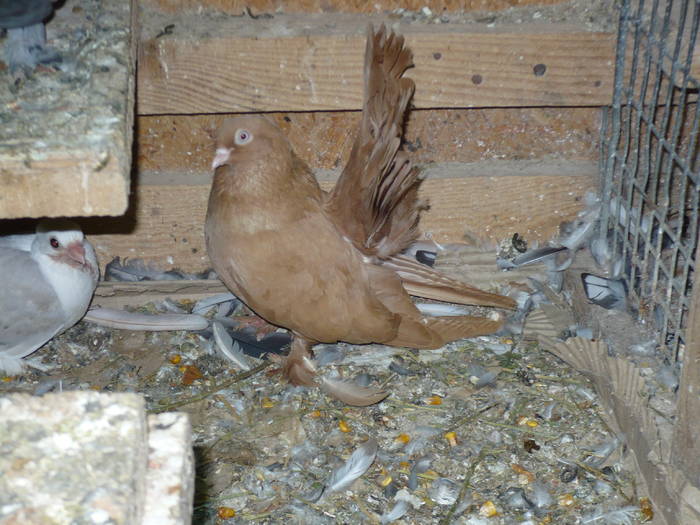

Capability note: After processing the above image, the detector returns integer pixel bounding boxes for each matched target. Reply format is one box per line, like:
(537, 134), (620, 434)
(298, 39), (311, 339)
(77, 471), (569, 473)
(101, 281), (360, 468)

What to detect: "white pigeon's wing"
(0, 248), (66, 369)
(0, 233), (34, 252)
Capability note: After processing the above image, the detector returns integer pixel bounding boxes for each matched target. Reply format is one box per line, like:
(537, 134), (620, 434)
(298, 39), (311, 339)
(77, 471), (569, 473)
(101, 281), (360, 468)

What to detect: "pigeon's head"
(211, 115), (287, 170)
(33, 220), (92, 269)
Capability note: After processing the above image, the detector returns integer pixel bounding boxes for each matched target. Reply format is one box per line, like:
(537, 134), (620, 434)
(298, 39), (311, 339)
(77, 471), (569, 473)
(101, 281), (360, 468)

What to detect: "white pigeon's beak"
(212, 147), (233, 170)
(66, 242), (86, 266)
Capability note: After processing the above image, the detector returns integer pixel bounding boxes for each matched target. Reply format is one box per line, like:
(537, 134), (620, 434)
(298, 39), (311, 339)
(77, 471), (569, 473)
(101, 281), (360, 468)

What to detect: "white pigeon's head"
(32, 220), (93, 270)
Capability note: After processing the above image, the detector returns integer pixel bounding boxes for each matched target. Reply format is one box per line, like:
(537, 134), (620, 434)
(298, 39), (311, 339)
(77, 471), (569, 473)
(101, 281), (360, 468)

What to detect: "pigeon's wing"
(0, 248), (66, 372)
(0, 232), (34, 252)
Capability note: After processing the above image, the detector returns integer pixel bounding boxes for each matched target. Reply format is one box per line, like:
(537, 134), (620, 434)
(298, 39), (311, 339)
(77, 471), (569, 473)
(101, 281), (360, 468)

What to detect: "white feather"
(416, 303), (471, 316)
(212, 321), (251, 370)
(380, 500), (410, 524)
(322, 439), (378, 496)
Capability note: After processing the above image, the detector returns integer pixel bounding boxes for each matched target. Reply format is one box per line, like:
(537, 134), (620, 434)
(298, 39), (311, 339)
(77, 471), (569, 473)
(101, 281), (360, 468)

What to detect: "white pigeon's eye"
(235, 129), (253, 145)
(50, 237), (60, 249)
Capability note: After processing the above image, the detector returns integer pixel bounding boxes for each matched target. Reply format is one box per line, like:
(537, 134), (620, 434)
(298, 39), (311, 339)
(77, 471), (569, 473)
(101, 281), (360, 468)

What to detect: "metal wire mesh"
(600, 0), (699, 362)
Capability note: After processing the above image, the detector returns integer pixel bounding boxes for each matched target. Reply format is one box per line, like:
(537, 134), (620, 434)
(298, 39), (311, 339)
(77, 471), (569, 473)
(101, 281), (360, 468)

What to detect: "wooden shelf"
(0, 0), (136, 219)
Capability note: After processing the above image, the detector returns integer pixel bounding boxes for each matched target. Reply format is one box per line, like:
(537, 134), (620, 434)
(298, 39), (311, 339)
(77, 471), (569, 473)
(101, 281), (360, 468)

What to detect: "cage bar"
(600, 0), (699, 363)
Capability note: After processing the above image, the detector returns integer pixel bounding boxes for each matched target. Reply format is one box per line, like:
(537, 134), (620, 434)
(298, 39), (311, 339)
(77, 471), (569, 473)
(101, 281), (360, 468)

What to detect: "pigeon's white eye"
(235, 129), (253, 145)
(50, 237), (60, 249)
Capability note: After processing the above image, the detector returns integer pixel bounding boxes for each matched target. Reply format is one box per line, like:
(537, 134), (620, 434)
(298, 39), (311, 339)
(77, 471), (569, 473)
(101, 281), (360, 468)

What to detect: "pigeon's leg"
(5, 23), (61, 78)
(282, 336), (317, 386)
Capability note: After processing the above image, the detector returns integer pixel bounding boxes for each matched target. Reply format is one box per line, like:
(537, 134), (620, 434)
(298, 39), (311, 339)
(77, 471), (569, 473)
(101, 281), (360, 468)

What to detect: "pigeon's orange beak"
(212, 147), (233, 170)
(66, 241), (86, 266)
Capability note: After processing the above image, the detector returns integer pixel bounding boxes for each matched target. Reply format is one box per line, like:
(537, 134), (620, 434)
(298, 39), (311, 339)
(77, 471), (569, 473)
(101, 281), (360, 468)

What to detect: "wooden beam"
(137, 14), (615, 114)
(135, 107), (601, 173)
(0, 0), (136, 219)
(145, 0), (571, 14)
(93, 279), (229, 308)
(83, 160), (596, 273)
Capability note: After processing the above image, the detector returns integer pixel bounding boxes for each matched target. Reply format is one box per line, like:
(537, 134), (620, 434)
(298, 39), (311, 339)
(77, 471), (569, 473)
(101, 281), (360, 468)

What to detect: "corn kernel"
(558, 493), (575, 507)
(511, 463), (535, 483)
(479, 500), (499, 517)
(178, 365), (187, 373)
(169, 354), (182, 364)
(308, 410), (322, 418)
(399, 461), (410, 469)
(526, 419), (539, 428)
(217, 506), (236, 519)
(640, 497), (653, 521)
(338, 420), (351, 433)
(426, 395), (443, 405)
(395, 433), (411, 444)
(444, 431), (458, 446)
(261, 397), (275, 408)
(379, 475), (393, 487)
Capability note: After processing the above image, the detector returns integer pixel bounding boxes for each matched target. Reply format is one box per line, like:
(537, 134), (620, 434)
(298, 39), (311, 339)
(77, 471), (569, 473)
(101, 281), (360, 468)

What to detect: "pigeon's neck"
(33, 253), (96, 323)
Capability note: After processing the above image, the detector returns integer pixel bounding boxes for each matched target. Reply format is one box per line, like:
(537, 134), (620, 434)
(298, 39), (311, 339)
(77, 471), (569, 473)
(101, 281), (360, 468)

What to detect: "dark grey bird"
(0, 0), (60, 78)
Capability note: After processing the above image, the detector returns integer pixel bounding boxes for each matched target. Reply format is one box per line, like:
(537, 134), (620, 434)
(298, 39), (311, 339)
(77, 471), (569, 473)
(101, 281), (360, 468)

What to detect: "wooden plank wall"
(84, 0), (609, 273)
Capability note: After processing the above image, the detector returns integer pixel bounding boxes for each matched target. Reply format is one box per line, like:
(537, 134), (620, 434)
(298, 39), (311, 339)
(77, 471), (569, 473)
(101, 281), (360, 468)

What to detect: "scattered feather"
(319, 377), (388, 407)
(105, 257), (213, 281)
(192, 292), (238, 315)
(212, 321), (252, 371)
(408, 456), (432, 490)
(84, 307), (209, 331)
(415, 250), (436, 266)
(321, 439), (378, 498)
(510, 246), (568, 268)
(416, 302), (471, 316)
(582, 506), (640, 524)
(380, 500), (410, 524)
(529, 482), (553, 510)
(315, 344), (346, 367)
(395, 488), (425, 509)
(581, 273), (628, 310)
(428, 478), (459, 505)
(500, 487), (533, 510)
(655, 364), (679, 391)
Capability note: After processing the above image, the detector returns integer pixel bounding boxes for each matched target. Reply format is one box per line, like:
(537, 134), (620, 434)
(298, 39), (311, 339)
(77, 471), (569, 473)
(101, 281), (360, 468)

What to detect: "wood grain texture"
(672, 240), (700, 496)
(93, 280), (229, 308)
(136, 108), (601, 173)
(137, 18), (615, 114)
(145, 0), (570, 14)
(82, 160), (596, 273)
(0, 149), (130, 218)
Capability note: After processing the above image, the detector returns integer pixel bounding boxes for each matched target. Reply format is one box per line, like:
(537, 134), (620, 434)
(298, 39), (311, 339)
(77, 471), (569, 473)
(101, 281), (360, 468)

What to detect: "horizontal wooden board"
(146, 0), (571, 14)
(82, 160), (597, 273)
(137, 14), (615, 114)
(136, 107), (601, 173)
(93, 279), (229, 308)
(0, 0), (136, 219)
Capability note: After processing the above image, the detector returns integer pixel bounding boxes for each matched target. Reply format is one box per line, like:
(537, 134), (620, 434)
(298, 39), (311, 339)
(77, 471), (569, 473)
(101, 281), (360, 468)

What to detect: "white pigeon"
(0, 220), (99, 375)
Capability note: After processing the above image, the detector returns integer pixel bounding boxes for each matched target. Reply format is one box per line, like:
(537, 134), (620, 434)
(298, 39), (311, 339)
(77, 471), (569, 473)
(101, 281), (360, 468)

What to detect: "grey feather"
(322, 439), (378, 497)
(212, 321), (252, 370)
(84, 307), (209, 331)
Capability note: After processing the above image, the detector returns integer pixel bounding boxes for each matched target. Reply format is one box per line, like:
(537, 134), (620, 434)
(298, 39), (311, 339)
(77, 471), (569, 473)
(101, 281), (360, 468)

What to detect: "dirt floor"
(0, 246), (657, 524)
